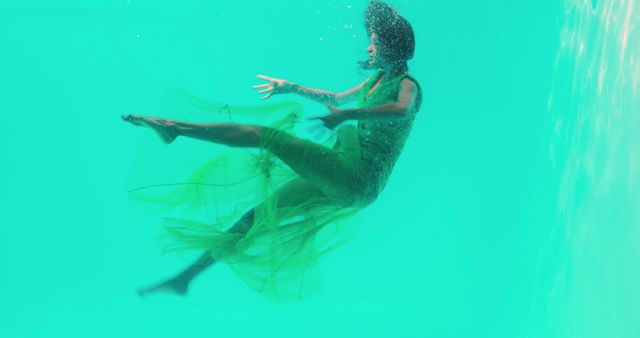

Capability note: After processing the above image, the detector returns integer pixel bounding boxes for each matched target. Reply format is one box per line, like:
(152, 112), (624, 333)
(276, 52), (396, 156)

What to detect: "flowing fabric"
(128, 72), (421, 300)
(127, 89), (363, 300)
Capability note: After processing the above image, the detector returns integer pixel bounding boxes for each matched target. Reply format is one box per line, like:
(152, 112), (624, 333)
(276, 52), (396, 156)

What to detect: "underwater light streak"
(526, 0), (640, 336)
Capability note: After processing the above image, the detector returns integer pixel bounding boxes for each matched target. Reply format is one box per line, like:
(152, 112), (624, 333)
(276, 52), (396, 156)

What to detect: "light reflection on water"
(528, 0), (640, 336)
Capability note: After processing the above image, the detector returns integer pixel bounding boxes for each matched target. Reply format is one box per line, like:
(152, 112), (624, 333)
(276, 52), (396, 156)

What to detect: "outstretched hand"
(252, 75), (293, 100)
(308, 105), (348, 130)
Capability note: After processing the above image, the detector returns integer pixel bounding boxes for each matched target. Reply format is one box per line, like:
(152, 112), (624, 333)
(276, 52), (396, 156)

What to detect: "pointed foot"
(137, 278), (189, 298)
(122, 114), (178, 144)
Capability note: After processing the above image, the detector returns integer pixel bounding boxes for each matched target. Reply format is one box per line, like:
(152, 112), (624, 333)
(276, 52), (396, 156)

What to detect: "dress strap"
(396, 74), (423, 113)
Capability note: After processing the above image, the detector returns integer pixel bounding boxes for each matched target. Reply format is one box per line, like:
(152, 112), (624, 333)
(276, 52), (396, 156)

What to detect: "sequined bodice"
(356, 70), (422, 191)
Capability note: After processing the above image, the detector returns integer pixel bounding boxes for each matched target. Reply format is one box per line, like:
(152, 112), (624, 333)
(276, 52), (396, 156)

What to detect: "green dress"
(128, 71), (421, 300)
(356, 70), (423, 200)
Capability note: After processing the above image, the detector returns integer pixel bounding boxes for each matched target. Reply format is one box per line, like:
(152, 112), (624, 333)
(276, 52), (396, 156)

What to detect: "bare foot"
(137, 277), (188, 297)
(122, 114), (178, 144)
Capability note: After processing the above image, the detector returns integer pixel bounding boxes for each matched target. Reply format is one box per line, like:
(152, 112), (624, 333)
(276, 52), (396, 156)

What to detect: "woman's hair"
(364, 1), (415, 64)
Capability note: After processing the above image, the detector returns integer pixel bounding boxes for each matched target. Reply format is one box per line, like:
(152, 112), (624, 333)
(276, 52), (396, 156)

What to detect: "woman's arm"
(313, 78), (420, 129)
(253, 75), (368, 106)
(290, 80), (367, 106)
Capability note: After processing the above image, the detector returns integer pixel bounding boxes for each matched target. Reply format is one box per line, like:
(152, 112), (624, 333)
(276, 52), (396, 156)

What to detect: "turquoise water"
(1, 0), (638, 337)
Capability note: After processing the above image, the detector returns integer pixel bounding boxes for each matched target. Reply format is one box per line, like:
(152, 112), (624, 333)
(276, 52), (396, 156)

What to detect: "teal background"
(1, 0), (638, 337)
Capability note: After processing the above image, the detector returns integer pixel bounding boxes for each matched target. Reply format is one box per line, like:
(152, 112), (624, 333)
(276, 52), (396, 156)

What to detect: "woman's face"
(367, 33), (385, 68)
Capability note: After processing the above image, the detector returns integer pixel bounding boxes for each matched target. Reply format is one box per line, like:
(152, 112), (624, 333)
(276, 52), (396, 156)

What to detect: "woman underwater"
(123, 0), (422, 299)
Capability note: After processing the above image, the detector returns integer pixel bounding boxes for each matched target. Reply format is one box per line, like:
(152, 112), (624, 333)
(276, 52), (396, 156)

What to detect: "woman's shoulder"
(399, 73), (420, 86)
(400, 74), (423, 112)
(401, 74), (422, 97)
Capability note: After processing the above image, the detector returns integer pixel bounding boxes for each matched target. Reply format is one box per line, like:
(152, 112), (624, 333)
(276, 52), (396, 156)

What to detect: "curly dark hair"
(364, 1), (415, 64)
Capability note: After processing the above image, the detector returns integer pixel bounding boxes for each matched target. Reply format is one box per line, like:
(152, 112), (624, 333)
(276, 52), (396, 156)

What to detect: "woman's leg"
(137, 209), (256, 297)
(122, 115), (262, 147)
(136, 177), (331, 297)
(125, 116), (361, 296)
(137, 251), (214, 297)
(122, 115), (361, 204)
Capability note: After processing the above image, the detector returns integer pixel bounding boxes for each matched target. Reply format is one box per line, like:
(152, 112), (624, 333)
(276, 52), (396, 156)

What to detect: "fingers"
(306, 116), (333, 130)
(325, 104), (339, 113)
(306, 116), (326, 125)
(255, 75), (279, 100)
(254, 82), (272, 97)
(256, 74), (273, 81)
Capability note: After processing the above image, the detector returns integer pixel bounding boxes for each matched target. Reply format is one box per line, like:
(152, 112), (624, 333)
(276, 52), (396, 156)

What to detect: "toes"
(122, 114), (146, 127)
(122, 114), (139, 123)
(122, 114), (143, 121)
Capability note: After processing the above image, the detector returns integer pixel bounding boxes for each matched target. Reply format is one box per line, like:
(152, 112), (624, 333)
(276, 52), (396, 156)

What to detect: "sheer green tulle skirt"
(127, 89), (368, 300)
